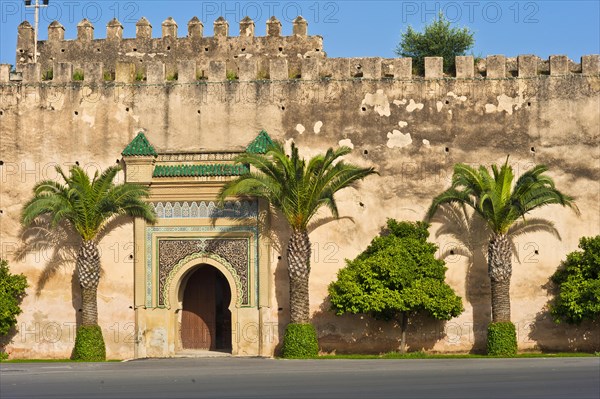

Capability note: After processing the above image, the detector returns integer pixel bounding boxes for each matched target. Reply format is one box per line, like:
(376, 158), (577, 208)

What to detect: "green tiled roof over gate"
(122, 132), (158, 157)
(246, 130), (274, 154)
(153, 164), (250, 178)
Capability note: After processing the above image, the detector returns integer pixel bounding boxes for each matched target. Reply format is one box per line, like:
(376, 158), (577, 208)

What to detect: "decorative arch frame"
(165, 252), (242, 309)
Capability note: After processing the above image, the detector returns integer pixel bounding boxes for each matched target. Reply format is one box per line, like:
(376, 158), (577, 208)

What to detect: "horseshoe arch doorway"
(180, 265), (232, 351)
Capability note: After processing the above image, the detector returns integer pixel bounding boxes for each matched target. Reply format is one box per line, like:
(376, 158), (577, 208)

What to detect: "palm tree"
(219, 141), (376, 324)
(21, 165), (156, 346)
(425, 158), (578, 323)
(432, 203), (561, 351)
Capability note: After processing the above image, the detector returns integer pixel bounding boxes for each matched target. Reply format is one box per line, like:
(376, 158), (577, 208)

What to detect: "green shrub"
(103, 71), (114, 81)
(134, 71), (145, 82)
(0, 351), (8, 361)
(487, 322), (517, 356)
(550, 235), (600, 324)
(0, 259), (28, 337)
(72, 325), (106, 361)
(42, 68), (53, 81)
(256, 70), (269, 80)
(281, 323), (319, 358)
(328, 220), (463, 353)
(72, 70), (84, 81)
(226, 70), (238, 81)
(166, 72), (178, 81)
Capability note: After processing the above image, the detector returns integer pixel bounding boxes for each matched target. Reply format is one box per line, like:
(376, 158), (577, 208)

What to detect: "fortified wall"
(15, 16), (323, 80)
(1, 16), (599, 359)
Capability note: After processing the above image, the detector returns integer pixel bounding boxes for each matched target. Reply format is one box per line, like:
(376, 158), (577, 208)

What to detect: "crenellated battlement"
(7, 16), (600, 84)
(3, 54), (599, 85)
(16, 16), (323, 75)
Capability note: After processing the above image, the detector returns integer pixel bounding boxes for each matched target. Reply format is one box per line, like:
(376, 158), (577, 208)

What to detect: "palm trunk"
(487, 233), (512, 322)
(76, 240), (101, 326)
(287, 229), (311, 324)
(399, 311), (409, 353)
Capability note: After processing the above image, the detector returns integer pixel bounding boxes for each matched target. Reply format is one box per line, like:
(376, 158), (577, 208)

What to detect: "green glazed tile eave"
(153, 164), (250, 177)
(122, 132), (158, 157)
(246, 130), (274, 154)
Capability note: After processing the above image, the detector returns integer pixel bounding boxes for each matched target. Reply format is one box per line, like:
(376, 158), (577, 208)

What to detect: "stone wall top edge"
(2, 54), (598, 84)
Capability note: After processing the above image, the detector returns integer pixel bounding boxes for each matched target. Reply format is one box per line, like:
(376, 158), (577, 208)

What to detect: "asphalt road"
(1, 357), (599, 399)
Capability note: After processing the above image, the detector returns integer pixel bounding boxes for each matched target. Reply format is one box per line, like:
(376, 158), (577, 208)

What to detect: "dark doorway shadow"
(180, 265), (232, 352)
(430, 204), (561, 353)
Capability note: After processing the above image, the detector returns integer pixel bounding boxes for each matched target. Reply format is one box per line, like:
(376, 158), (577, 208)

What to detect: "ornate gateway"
(122, 131), (273, 357)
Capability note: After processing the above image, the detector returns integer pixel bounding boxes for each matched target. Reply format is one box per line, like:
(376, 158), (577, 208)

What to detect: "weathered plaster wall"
(1, 23), (599, 358)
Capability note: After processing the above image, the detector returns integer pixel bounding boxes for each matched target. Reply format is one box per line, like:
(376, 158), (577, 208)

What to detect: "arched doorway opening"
(181, 265), (232, 351)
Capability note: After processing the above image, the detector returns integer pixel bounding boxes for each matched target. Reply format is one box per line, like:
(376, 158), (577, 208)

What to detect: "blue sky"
(0, 1), (598, 65)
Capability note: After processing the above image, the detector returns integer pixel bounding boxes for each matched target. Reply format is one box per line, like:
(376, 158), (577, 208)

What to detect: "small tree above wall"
(328, 219), (464, 353)
(395, 12), (475, 75)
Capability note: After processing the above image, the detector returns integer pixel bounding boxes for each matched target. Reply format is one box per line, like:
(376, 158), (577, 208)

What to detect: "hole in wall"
(0, 110), (3, 116)
(115, 159), (120, 164)
(527, 102), (531, 106)
(197, 110), (201, 114)
(359, 202), (364, 207)
(74, 111), (79, 116)
(445, 100), (449, 104)
(19, 49), (24, 53)
(0, 210), (3, 214)
(278, 308), (283, 311)
(445, 147), (450, 153)
(530, 147), (535, 153)
(133, 48), (137, 52)
(361, 107), (366, 112)
(125, 107), (129, 112)
(0, 160), (4, 165)
(167, 46), (171, 51)
(97, 48), (101, 52)
(75, 161), (80, 166)
(205, 47), (209, 52)
(129, 254), (134, 259)
(277, 256), (282, 260)
(450, 249), (455, 255)
(61, 49), (65, 53)
(534, 250), (539, 255)
(363, 149), (369, 155)
(278, 47), (283, 52)
(281, 106), (285, 111)
(241, 47), (246, 52)
(315, 48), (320, 52)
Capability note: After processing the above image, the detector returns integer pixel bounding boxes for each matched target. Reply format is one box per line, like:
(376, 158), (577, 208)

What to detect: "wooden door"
(181, 267), (216, 350)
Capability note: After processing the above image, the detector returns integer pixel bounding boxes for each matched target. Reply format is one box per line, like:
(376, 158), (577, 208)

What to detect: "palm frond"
(21, 164), (156, 242)
(218, 140), (376, 231)
(426, 159), (578, 236)
(506, 217), (561, 241)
